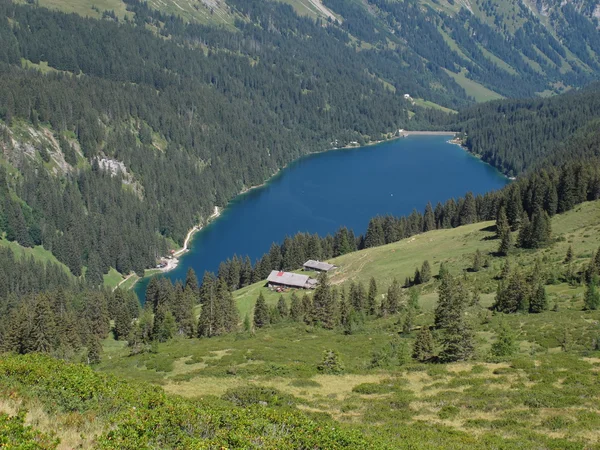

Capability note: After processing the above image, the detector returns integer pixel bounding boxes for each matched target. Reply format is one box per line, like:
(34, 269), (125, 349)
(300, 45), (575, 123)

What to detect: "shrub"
(438, 405), (460, 420)
(221, 385), (295, 407)
(0, 413), (58, 449)
(352, 383), (392, 395)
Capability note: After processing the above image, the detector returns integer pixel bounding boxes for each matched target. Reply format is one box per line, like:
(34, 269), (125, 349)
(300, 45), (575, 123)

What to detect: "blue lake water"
(135, 135), (508, 299)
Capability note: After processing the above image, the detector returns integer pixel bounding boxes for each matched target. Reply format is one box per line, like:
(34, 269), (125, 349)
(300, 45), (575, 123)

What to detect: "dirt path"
(306, 0), (337, 21)
(114, 272), (135, 291)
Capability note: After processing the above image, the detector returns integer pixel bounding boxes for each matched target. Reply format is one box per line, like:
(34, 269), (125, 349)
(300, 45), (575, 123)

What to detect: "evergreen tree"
(584, 276), (600, 311)
(86, 335), (102, 365)
(495, 206), (509, 239)
(386, 279), (402, 315)
(367, 277), (378, 316)
(459, 192), (477, 225)
(29, 295), (57, 353)
(113, 302), (132, 341)
(277, 295), (288, 318)
(564, 245), (574, 264)
(506, 185), (523, 231)
(312, 273), (336, 329)
(253, 292), (270, 329)
(289, 292), (303, 322)
(500, 259), (511, 279)
(185, 268), (199, 295)
(494, 270), (529, 313)
(420, 260), (431, 283)
(498, 226), (512, 256)
(349, 281), (367, 313)
(408, 288), (420, 310)
(517, 212), (531, 248)
(529, 283), (548, 313)
(490, 321), (517, 358)
(301, 294), (313, 324)
(364, 218), (385, 248)
(423, 202), (435, 232)
(402, 307), (414, 335)
(439, 317), (474, 363)
(434, 273), (467, 329)
(412, 326), (434, 362)
(472, 249), (483, 272)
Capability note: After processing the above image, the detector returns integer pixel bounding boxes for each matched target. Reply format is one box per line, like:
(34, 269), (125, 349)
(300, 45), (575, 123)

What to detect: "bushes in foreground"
(0, 353), (381, 449)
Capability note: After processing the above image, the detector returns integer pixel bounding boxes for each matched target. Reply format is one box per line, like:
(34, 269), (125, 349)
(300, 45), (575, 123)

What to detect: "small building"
(266, 270), (318, 290)
(303, 260), (336, 272)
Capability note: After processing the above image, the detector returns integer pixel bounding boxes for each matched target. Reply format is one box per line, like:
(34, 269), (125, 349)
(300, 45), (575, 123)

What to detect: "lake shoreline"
(128, 130), (459, 292)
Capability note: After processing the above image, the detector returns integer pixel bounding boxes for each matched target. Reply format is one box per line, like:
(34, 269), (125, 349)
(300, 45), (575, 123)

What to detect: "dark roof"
(303, 260), (336, 271)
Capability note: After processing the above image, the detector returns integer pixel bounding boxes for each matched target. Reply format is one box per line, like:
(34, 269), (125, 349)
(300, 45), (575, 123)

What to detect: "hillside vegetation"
(2, 200), (599, 448)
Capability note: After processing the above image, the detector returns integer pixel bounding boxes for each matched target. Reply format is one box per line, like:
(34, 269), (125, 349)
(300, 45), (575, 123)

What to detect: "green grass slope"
(92, 200), (600, 449)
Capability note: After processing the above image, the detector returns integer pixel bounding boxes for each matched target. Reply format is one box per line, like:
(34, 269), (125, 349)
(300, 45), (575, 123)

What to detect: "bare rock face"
(96, 157), (129, 177)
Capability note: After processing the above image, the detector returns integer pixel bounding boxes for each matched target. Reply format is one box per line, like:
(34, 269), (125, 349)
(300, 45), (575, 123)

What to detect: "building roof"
(267, 270), (310, 288)
(303, 260), (336, 271)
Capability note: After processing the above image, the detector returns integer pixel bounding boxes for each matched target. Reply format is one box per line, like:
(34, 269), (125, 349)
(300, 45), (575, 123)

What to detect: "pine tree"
(528, 208), (552, 248)
(506, 185), (523, 231)
(185, 268), (199, 295)
(423, 202), (435, 232)
(243, 313), (252, 333)
(317, 349), (344, 374)
(277, 295), (288, 318)
(312, 273), (336, 329)
(494, 270), (529, 313)
(584, 276), (600, 311)
(387, 279), (402, 314)
(412, 327), (434, 362)
(409, 288), (419, 310)
(289, 292), (303, 322)
(459, 192), (477, 225)
(498, 226), (512, 256)
(302, 294), (313, 324)
(253, 292), (270, 329)
(86, 335), (102, 365)
(349, 281), (367, 313)
(495, 206), (509, 239)
(402, 307), (414, 335)
(434, 273), (467, 329)
(490, 321), (517, 358)
(439, 318), (474, 363)
(364, 218), (385, 248)
(113, 302), (132, 341)
(529, 283), (548, 313)
(29, 295), (57, 353)
(472, 249), (483, 272)
(367, 277), (378, 315)
(564, 245), (574, 264)
(420, 260), (431, 283)
(413, 267), (422, 285)
(500, 259), (511, 279)
(517, 212), (532, 248)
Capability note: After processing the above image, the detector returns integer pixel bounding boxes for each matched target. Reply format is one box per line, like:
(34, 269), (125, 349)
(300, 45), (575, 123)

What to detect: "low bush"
(221, 385), (295, 407)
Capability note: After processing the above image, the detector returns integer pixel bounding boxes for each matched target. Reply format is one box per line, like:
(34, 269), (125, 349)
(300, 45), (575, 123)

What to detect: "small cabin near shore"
(267, 270), (318, 290)
(303, 260), (336, 272)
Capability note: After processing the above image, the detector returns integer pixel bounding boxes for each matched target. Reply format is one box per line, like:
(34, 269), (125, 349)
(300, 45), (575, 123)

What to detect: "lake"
(135, 135), (508, 299)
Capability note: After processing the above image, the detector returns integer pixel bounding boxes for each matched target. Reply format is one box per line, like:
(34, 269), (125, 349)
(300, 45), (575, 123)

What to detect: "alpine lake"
(135, 135), (508, 300)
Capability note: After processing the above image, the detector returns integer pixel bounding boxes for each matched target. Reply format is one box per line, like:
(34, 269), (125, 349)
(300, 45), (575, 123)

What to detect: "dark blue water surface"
(135, 135), (508, 299)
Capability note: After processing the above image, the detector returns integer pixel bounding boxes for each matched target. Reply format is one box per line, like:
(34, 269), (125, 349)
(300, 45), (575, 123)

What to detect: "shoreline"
(125, 130), (458, 291)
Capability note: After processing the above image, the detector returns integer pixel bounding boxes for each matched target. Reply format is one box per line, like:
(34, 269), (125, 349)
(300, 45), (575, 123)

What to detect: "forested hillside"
(0, 0), (447, 281)
(1, 0), (599, 283)
(452, 83), (600, 175)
